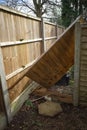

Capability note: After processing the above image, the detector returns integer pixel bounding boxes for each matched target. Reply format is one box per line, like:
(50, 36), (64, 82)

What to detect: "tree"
(61, 0), (87, 27)
(61, 0), (73, 27)
(21, 0), (61, 18)
(47, 5), (62, 25)
(0, 0), (61, 18)
(0, 0), (62, 25)
(0, 0), (20, 9)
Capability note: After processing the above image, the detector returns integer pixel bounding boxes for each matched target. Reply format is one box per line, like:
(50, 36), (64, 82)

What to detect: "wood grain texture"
(26, 23), (75, 87)
(0, 5), (64, 104)
(0, 47), (11, 122)
(79, 25), (87, 105)
(73, 22), (81, 106)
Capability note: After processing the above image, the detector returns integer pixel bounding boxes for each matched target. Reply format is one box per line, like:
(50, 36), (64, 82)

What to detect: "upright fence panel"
(79, 24), (87, 105)
(74, 23), (87, 106)
(44, 22), (57, 50)
(0, 5), (64, 126)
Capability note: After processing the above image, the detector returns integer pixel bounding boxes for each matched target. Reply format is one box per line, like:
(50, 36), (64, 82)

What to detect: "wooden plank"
(33, 87), (73, 104)
(0, 47), (11, 122)
(41, 17), (45, 52)
(0, 5), (41, 21)
(45, 39), (55, 50)
(0, 38), (42, 47)
(80, 101), (87, 105)
(0, 37), (57, 47)
(44, 20), (56, 26)
(45, 23), (56, 38)
(80, 87), (87, 92)
(82, 29), (87, 36)
(80, 60), (87, 65)
(80, 92), (87, 97)
(6, 58), (38, 80)
(80, 63), (87, 68)
(45, 36), (57, 41)
(79, 24), (87, 105)
(11, 81), (39, 116)
(73, 22), (81, 106)
(81, 43), (87, 49)
(81, 50), (87, 55)
(26, 16), (81, 88)
(81, 36), (87, 42)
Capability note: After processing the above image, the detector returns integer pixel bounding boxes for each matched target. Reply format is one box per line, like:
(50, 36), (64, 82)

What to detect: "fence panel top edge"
(0, 5), (64, 29)
(44, 20), (65, 29)
(0, 5), (41, 22)
(44, 20), (56, 26)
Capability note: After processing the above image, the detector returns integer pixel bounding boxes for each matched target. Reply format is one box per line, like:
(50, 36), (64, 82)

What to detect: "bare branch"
(41, 0), (49, 6)
(21, 0), (36, 14)
(42, 8), (47, 15)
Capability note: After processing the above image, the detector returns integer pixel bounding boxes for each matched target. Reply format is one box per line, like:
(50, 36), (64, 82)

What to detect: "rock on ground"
(38, 101), (63, 117)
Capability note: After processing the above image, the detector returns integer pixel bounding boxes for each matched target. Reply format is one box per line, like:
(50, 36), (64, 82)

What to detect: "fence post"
(0, 46), (12, 123)
(41, 17), (46, 52)
(73, 22), (81, 106)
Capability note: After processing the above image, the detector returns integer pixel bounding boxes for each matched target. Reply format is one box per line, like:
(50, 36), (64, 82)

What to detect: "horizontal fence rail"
(0, 5), (64, 124)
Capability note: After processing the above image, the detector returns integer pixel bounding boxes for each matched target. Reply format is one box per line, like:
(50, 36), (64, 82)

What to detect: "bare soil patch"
(4, 95), (87, 130)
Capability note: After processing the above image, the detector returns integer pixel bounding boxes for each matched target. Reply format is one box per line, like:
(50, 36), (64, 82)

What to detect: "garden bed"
(4, 92), (87, 130)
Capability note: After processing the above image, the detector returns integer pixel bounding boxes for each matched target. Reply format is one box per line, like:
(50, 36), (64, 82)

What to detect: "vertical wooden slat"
(73, 22), (81, 106)
(41, 17), (45, 52)
(0, 46), (11, 122)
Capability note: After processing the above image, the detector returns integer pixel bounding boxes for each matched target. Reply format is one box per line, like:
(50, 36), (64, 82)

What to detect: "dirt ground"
(4, 95), (87, 130)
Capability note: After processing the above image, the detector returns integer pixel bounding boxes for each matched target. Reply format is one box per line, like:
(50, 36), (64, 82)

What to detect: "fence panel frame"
(0, 5), (64, 127)
(0, 46), (12, 122)
(73, 22), (81, 106)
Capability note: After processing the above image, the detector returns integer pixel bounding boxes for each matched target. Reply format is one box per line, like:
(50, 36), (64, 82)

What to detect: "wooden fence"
(0, 5), (64, 129)
(79, 24), (87, 105)
(74, 22), (87, 106)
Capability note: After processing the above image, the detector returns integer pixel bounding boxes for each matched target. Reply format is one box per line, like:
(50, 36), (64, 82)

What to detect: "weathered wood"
(80, 56), (87, 61)
(6, 58), (38, 80)
(81, 50), (87, 55)
(0, 39), (42, 47)
(73, 22), (81, 106)
(41, 17), (45, 52)
(26, 16), (81, 87)
(45, 36), (57, 41)
(79, 24), (87, 105)
(45, 23), (56, 40)
(0, 5), (64, 117)
(80, 87), (87, 92)
(11, 81), (39, 116)
(0, 5), (41, 21)
(81, 36), (87, 42)
(44, 20), (56, 26)
(81, 43), (87, 49)
(0, 47), (11, 122)
(33, 87), (73, 104)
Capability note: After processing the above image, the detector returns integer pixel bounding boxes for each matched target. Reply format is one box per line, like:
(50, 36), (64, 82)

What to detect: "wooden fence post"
(0, 46), (12, 122)
(73, 22), (81, 106)
(41, 17), (46, 52)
